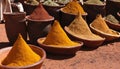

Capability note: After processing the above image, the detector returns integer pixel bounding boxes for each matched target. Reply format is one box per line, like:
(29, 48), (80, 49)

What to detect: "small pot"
(83, 3), (106, 23)
(26, 16), (54, 45)
(43, 4), (64, 21)
(3, 12), (27, 44)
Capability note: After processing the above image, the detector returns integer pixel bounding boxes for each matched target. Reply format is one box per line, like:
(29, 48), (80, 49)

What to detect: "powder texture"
(61, 0), (86, 15)
(84, 0), (104, 5)
(43, 0), (59, 6)
(2, 34), (41, 67)
(91, 15), (117, 35)
(25, 0), (39, 5)
(68, 13), (103, 40)
(28, 3), (53, 20)
(43, 20), (79, 47)
(105, 14), (119, 24)
(58, 0), (70, 4)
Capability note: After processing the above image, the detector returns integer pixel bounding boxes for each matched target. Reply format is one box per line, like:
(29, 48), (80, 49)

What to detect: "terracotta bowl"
(26, 16), (54, 45)
(64, 26), (105, 48)
(37, 37), (83, 55)
(0, 44), (46, 69)
(105, 20), (120, 31)
(90, 23), (120, 41)
(60, 8), (87, 27)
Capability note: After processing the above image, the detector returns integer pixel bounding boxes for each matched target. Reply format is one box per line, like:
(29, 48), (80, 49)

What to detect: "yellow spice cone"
(2, 34), (41, 67)
(91, 14), (116, 35)
(68, 13), (103, 40)
(62, 0), (86, 15)
(43, 20), (78, 46)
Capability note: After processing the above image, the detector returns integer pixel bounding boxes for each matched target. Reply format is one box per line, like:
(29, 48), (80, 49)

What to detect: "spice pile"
(28, 3), (53, 21)
(42, 20), (79, 47)
(2, 34), (41, 67)
(91, 15), (117, 35)
(61, 0), (86, 15)
(68, 13), (103, 40)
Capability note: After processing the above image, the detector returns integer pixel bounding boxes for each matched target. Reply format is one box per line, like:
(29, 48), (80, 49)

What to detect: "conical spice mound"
(43, 20), (79, 47)
(91, 14), (117, 35)
(2, 34), (41, 67)
(61, 0), (86, 15)
(28, 3), (53, 20)
(68, 13), (103, 40)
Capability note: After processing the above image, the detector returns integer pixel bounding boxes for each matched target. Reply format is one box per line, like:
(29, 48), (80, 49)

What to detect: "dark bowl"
(43, 4), (65, 21)
(64, 26), (105, 48)
(37, 37), (83, 55)
(26, 16), (54, 45)
(60, 8), (87, 27)
(105, 20), (120, 31)
(83, 3), (106, 23)
(0, 45), (46, 69)
(106, 0), (120, 21)
(90, 23), (120, 41)
(23, 2), (38, 15)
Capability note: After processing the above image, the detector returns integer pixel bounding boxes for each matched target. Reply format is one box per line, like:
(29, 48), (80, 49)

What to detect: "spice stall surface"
(0, 23), (120, 69)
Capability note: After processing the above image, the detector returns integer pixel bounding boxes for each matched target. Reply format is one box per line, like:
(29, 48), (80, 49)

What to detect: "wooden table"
(0, 24), (120, 69)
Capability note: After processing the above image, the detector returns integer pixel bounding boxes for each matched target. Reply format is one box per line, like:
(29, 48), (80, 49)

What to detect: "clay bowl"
(22, 2), (38, 15)
(37, 37), (83, 55)
(83, 3), (106, 23)
(0, 44), (46, 69)
(64, 26), (105, 48)
(60, 8), (87, 27)
(105, 20), (120, 31)
(43, 4), (65, 21)
(26, 16), (54, 45)
(90, 23), (120, 41)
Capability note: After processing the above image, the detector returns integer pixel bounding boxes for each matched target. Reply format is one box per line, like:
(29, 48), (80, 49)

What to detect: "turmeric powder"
(42, 20), (79, 47)
(2, 34), (41, 67)
(68, 13), (103, 40)
(61, 0), (86, 15)
(91, 14), (117, 35)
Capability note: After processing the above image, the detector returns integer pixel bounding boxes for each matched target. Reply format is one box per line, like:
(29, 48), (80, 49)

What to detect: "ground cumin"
(2, 34), (41, 67)
(28, 3), (53, 20)
(43, 20), (79, 47)
(68, 13), (103, 40)
(91, 15), (117, 35)
(61, 0), (86, 15)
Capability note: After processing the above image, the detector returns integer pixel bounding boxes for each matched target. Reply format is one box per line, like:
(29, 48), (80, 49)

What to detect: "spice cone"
(43, 20), (79, 46)
(2, 34), (41, 67)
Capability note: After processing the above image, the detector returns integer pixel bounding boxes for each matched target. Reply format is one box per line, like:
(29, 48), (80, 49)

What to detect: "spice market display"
(0, 0), (120, 69)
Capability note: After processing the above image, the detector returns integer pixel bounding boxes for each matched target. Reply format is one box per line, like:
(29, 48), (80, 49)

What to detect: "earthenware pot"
(3, 12), (27, 44)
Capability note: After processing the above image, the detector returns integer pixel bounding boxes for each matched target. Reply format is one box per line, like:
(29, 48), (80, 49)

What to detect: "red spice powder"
(28, 3), (53, 20)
